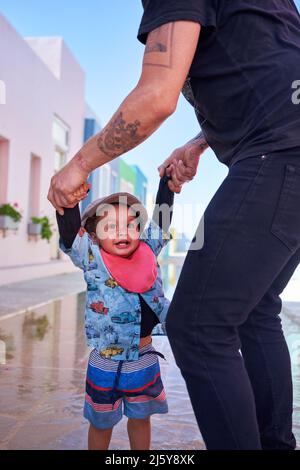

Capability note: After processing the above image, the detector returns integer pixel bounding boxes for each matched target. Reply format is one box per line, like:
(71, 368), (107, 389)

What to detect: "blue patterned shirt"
(59, 219), (171, 361)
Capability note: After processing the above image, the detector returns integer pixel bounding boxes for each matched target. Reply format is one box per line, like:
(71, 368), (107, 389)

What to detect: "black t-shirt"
(138, 0), (300, 167)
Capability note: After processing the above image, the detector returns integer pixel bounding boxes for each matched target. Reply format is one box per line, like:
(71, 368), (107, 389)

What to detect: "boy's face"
(94, 204), (141, 257)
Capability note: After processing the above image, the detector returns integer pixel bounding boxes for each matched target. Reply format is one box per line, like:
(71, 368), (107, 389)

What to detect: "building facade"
(0, 14), (85, 285)
(0, 14), (148, 286)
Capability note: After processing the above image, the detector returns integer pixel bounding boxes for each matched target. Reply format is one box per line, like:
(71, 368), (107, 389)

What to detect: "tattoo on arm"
(145, 42), (167, 53)
(73, 152), (94, 173)
(97, 112), (146, 159)
(189, 131), (208, 150)
(143, 23), (174, 69)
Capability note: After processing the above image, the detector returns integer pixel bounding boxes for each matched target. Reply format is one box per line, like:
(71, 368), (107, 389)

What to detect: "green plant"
(31, 216), (53, 242)
(0, 202), (22, 222)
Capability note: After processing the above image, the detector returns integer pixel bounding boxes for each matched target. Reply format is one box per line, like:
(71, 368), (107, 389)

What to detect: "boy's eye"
(102, 223), (117, 231)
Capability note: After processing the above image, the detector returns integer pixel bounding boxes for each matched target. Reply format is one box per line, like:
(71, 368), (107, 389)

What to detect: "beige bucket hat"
(81, 192), (148, 232)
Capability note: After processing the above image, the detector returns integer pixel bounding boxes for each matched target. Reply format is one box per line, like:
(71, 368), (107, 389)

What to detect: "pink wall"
(0, 14), (85, 268)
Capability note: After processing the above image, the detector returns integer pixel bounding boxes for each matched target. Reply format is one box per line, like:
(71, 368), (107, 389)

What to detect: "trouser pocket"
(270, 164), (300, 252)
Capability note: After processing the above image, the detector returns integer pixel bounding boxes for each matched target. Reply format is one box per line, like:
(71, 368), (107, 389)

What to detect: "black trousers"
(166, 150), (300, 450)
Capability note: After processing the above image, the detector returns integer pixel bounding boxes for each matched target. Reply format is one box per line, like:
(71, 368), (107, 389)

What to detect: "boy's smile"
(95, 203), (141, 257)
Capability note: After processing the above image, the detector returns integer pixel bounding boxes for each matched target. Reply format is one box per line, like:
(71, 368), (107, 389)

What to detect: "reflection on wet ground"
(0, 293), (299, 450)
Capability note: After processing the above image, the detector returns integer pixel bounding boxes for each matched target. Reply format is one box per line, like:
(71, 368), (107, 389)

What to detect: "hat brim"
(81, 192), (148, 233)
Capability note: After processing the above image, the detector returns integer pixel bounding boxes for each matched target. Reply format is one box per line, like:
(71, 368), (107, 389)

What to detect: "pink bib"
(100, 241), (158, 293)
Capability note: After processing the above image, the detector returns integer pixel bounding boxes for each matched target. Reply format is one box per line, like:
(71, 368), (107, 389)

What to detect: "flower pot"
(0, 215), (19, 230)
(28, 223), (42, 235)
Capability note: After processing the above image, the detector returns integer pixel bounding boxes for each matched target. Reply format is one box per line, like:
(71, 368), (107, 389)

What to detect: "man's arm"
(48, 21), (201, 215)
(186, 131), (208, 152)
(158, 130), (209, 193)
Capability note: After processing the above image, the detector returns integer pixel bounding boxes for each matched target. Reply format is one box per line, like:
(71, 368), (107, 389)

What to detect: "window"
(0, 80), (6, 105)
(0, 136), (9, 204)
(53, 116), (70, 173)
(28, 154), (41, 218)
(99, 165), (111, 197)
(53, 116), (69, 150)
(54, 148), (66, 173)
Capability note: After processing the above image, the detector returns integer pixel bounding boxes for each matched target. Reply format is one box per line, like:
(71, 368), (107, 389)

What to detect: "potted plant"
(0, 202), (22, 230)
(29, 216), (53, 242)
(28, 217), (42, 236)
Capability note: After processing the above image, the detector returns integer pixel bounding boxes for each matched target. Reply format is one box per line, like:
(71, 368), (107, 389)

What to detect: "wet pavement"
(0, 291), (300, 450)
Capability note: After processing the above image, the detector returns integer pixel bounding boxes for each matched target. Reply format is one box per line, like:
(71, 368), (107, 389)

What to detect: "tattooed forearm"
(73, 152), (95, 173)
(97, 112), (146, 159)
(143, 23), (174, 69)
(188, 131), (209, 151)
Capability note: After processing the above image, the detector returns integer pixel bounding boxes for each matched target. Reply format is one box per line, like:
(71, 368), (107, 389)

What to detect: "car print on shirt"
(100, 345), (124, 359)
(105, 277), (119, 289)
(111, 311), (136, 324)
(88, 249), (94, 263)
(89, 301), (109, 315)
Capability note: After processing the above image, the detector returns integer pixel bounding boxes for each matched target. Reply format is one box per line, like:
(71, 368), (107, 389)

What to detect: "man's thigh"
(239, 246), (300, 341)
(166, 152), (300, 349)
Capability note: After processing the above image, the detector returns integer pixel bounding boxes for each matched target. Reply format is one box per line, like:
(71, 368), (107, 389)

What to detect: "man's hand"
(158, 132), (209, 193)
(47, 158), (90, 215)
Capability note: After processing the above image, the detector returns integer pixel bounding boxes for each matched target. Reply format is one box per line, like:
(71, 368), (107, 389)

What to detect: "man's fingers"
(52, 191), (65, 215)
(47, 187), (63, 214)
(173, 161), (188, 184)
(178, 160), (195, 181)
(170, 162), (186, 188)
(168, 178), (182, 194)
(158, 153), (176, 177)
(158, 164), (166, 177)
(166, 165), (173, 177)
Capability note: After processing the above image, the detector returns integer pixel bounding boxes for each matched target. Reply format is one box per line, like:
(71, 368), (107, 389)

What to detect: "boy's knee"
(89, 423), (113, 433)
(128, 416), (150, 424)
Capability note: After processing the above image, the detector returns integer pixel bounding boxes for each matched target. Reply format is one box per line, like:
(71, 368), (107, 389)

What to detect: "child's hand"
(73, 182), (91, 201)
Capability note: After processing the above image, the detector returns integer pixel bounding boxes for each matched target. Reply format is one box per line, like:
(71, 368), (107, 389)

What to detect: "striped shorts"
(84, 343), (168, 429)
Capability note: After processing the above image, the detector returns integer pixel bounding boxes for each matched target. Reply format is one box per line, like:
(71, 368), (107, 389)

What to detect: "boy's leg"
(238, 248), (300, 449)
(88, 424), (113, 450)
(123, 343), (168, 449)
(166, 151), (300, 449)
(127, 417), (151, 450)
(84, 349), (124, 449)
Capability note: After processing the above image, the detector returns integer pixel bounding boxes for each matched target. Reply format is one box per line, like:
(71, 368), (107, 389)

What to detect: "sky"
(0, 0), (299, 236)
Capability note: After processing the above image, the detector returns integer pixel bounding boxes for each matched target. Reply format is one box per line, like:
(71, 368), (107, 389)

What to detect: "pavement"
(0, 272), (85, 320)
(0, 273), (299, 450)
(0, 292), (204, 450)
